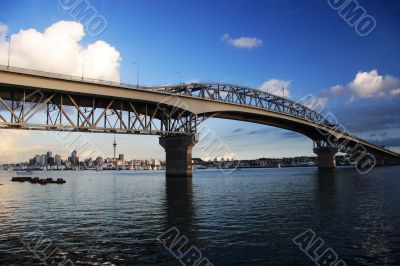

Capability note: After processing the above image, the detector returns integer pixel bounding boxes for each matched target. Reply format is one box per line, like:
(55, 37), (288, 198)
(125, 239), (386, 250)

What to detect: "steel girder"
(0, 88), (199, 135)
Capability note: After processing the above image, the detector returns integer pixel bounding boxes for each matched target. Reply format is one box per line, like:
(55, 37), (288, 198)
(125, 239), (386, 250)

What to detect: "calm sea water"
(0, 166), (399, 266)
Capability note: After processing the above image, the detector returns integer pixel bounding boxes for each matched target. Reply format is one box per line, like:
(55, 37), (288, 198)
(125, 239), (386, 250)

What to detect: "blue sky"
(0, 0), (399, 162)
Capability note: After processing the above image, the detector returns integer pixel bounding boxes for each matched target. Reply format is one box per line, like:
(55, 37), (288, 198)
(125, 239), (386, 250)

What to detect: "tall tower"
(113, 135), (117, 163)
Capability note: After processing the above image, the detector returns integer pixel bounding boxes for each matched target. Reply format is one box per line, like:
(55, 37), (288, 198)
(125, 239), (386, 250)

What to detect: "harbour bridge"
(0, 65), (399, 177)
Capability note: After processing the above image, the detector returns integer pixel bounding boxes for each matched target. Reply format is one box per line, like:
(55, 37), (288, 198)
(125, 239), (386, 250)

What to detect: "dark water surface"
(0, 166), (399, 265)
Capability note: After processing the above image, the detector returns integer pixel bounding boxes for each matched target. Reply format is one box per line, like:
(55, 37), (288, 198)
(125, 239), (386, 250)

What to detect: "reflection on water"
(0, 166), (400, 265)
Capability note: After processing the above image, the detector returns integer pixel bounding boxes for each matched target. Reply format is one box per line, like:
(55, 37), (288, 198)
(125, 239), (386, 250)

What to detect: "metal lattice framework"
(147, 83), (334, 127)
(0, 89), (201, 135)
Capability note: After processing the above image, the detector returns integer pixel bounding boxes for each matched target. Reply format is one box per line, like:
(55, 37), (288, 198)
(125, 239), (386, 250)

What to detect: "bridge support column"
(375, 156), (385, 167)
(314, 147), (338, 169)
(159, 134), (199, 178)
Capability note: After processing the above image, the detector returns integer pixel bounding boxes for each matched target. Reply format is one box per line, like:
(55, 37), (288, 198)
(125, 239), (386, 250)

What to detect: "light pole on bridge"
(132, 62), (139, 88)
(82, 53), (85, 81)
(175, 71), (182, 86)
(78, 51), (85, 81)
(6, 35), (11, 69)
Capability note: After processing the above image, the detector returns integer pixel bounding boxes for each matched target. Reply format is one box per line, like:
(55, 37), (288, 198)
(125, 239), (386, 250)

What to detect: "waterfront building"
(35, 155), (41, 165)
(40, 154), (47, 167)
(55, 154), (61, 168)
(67, 150), (79, 166)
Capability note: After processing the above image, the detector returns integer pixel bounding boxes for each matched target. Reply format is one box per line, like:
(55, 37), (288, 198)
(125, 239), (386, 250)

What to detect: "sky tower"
(113, 135), (117, 163)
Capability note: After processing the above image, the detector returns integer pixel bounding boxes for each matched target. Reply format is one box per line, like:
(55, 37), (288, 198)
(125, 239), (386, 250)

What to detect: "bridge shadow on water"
(154, 177), (204, 264)
(162, 177), (197, 234)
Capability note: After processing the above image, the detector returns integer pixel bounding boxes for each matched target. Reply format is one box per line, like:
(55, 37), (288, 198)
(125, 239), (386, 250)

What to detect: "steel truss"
(150, 83), (333, 126)
(0, 89), (200, 135)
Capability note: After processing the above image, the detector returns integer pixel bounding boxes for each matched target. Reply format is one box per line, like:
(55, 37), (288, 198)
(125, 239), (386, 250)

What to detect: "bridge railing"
(0, 65), (141, 90)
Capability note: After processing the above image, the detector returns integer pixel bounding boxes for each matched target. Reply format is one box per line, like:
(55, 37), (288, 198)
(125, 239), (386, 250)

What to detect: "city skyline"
(0, 145), (318, 166)
(0, 0), (399, 163)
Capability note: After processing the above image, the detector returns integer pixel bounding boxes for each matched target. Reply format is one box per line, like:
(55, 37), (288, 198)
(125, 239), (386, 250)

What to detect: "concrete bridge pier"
(314, 147), (338, 169)
(375, 156), (385, 167)
(159, 134), (199, 178)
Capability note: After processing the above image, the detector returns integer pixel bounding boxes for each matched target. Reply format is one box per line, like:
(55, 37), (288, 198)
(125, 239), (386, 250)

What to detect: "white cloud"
(259, 79), (291, 98)
(391, 88), (400, 96)
(350, 70), (384, 97)
(0, 21), (121, 82)
(324, 70), (400, 100)
(221, 33), (263, 49)
(0, 21), (122, 163)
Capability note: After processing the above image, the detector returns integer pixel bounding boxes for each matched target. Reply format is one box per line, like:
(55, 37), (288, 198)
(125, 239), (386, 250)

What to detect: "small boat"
(11, 176), (66, 185)
(11, 176), (32, 182)
(30, 177), (40, 184)
(56, 178), (66, 184)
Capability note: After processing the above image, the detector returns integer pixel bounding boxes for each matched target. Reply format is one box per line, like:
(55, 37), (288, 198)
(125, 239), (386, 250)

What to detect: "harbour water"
(0, 166), (399, 265)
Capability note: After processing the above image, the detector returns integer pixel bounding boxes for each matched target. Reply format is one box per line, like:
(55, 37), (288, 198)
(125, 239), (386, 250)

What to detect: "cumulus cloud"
(0, 21), (122, 162)
(322, 70), (400, 100)
(221, 33), (263, 49)
(259, 79), (291, 98)
(391, 88), (400, 96)
(0, 21), (121, 81)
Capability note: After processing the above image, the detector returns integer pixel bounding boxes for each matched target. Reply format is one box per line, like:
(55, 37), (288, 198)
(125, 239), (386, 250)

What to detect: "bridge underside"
(0, 86), (199, 136)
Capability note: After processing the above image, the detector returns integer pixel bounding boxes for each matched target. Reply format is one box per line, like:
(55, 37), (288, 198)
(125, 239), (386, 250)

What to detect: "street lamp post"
(175, 71), (182, 86)
(78, 51), (85, 81)
(82, 53), (85, 81)
(6, 35), (11, 69)
(132, 62), (139, 88)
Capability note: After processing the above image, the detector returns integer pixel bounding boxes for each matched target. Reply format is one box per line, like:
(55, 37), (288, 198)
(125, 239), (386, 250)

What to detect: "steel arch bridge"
(0, 65), (399, 177)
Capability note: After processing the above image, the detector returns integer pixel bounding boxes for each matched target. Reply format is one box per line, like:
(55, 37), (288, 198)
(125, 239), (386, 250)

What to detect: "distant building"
(40, 154), (47, 166)
(151, 159), (161, 166)
(95, 157), (104, 166)
(70, 150), (78, 165)
(47, 151), (54, 166)
(55, 154), (61, 168)
(35, 155), (41, 165)
(119, 154), (124, 161)
(84, 158), (94, 168)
